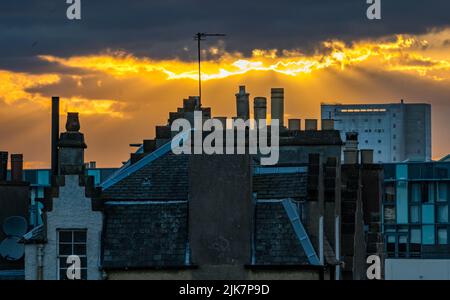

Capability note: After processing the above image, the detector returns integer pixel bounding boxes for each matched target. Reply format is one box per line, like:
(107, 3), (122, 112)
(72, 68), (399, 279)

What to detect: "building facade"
(24, 113), (104, 280)
(382, 160), (450, 279)
(321, 101), (431, 163)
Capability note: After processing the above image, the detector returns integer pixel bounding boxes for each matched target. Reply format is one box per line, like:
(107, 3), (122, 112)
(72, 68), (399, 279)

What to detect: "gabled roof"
(254, 202), (309, 265)
(102, 153), (189, 200)
(102, 201), (188, 269)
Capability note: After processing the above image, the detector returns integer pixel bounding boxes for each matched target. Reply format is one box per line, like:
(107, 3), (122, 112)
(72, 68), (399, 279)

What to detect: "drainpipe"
(335, 215), (341, 280)
(37, 244), (44, 280)
(319, 216), (324, 265)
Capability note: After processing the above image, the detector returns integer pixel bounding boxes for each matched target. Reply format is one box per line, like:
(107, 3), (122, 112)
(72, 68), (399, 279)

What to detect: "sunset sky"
(1, 0), (450, 168)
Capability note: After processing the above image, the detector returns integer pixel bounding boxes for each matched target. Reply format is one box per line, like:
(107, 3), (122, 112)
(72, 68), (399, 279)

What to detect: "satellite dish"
(3, 216), (27, 237)
(0, 236), (24, 261)
(0, 216), (27, 261)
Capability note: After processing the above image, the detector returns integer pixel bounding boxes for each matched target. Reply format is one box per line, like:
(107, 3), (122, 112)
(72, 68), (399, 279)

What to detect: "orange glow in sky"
(1, 30), (450, 167)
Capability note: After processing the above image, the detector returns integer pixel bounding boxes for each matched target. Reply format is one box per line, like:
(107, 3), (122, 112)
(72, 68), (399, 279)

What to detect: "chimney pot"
(361, 149), (374, 164)
(288, 119), (301, 131)
(305, 119), (318, 131)
(270, 88), (284, 127)
(253, 97), (267, 122)
(66, 112), (81, 132)
(236, 86), (250, 120)
(344, 150), (359, 165)
(11, 154), (23, 182)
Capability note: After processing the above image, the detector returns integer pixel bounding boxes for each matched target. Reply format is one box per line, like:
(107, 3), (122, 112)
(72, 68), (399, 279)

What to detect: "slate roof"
(101, 146), (319, 268)
(102, 153), (189, 200)
(102, 202), (188, 269)
(253, 172), (307, 200)
(254, 202), (309, 265)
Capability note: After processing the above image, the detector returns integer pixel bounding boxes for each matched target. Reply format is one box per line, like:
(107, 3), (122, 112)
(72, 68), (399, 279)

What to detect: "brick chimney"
(10, 154), (23, 182)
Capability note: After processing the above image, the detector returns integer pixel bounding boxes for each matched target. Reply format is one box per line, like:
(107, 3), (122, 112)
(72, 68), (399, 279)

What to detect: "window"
(437, 205), (448, 223)
(422, 204), (435, 224)
(438, 228), (448, 245)
(393, 124), (396, 128)
(393, 113), (396, 118)
(393, 146), (396, 150)
(365, 140), (369, 144)
(58, 230), (87, 280)
(438, 183), (448, 202)
(378, 150), (382, 154)
(393, 134), (396, 139)
(410, 183), (421, 202)
(409, 205), (420, 223)
(378, 119), (382, 123)
(422, 225), (435, 245)
(378, 140), (382, 144)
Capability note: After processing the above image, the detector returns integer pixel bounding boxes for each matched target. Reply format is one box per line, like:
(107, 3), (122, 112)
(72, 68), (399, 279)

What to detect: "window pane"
(438, 228), (448, 245)
(428, 183), (435, 203)
(410, 184), (421, 202)
(437, 205), (448, 223)
(59, 244), (72, 256)
(396, 164), (408, 180)
(438, 183), (448, 202)
(422, 225), (435, 245)
(74, 244), (86, 256)
(410, 206), (419, 223)
(59, 231), (72, 243)
(397, 181), (408, 224)
(410, 228), (421, 244)
(74, 231), (87, 243)
(422, 204), (435, 224)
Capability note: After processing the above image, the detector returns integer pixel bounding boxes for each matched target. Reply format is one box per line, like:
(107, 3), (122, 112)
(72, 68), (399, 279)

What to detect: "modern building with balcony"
(382, 158), (450, 279)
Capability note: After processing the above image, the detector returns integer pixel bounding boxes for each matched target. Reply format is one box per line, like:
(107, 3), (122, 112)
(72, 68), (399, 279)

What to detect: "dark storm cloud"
(0, 0), (449, 71)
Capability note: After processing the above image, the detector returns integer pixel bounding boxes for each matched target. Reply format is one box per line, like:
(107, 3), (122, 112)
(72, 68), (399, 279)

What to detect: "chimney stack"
(344, 132), (359, 164)
(253, 97), (267, 122)
(51, 96), (60, 176)
(58, 112), (87, 175)
(235, 86), (250, 120)
(0, 151), (8, 182)
(305, 119), (318, 131)
(270, 88), (284, 127)
(322, 119), (334, 130)
(11, 154), (23, 182)
(288, 119), (301, 131)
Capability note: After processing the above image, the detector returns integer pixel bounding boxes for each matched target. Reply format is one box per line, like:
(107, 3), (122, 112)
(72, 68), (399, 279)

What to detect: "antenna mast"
(194, 32), (226, 107)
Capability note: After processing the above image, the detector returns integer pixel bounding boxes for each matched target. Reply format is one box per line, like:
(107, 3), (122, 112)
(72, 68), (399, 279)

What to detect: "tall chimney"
(51, 96), (60, 176)
(288, 119), (301, 131)
(253, 97), (267, 122)
(0, 151), (8, 182)
(271, 88), (284, 127)
(235, 86), (250, 120)
(11, 154), (23, 182)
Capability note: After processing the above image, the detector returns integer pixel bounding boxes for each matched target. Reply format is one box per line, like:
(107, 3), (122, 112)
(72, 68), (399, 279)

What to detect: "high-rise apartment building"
(321, 101), (431, 163)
